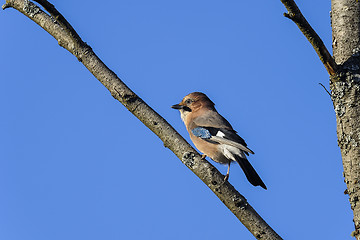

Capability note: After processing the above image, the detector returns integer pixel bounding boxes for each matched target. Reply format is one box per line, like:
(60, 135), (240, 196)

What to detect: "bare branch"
(32, 0), (84, 49)
(2, 0), (282, 239)
(2, 1), (9, 9)
(280, 0), (337, 76)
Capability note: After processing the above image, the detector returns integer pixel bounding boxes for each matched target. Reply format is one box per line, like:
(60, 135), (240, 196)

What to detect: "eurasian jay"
(172, 92), (266, 189)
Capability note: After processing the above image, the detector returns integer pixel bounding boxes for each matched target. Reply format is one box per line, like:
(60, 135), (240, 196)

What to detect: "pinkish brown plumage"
(172, 92), (266, 189)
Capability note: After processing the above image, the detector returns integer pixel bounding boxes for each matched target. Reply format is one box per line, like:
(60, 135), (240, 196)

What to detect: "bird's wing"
(191, 126), (254, 154)
(192, 110), (233, 129)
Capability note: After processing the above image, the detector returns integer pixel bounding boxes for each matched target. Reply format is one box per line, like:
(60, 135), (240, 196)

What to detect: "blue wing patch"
(192, 127), (211, 139)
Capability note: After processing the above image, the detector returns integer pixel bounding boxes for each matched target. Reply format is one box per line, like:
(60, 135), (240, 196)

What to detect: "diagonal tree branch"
(2, 0), (282, 239)
(280, 0), (338, 76)
(33, 0), (82, 44)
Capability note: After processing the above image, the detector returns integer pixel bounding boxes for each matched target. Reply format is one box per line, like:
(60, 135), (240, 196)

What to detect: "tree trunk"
(331, 1), (360, 238)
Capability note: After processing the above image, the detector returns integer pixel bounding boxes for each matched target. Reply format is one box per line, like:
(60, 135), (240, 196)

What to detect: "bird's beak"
(171, 104), (192, 112)
(171, 104), (183, 110)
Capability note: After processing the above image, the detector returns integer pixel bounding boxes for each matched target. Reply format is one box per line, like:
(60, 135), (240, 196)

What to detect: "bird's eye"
(185, 99), (193, 105)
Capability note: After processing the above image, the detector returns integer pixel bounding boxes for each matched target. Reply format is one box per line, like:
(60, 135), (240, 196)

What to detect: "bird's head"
(172, 92), (214, 122)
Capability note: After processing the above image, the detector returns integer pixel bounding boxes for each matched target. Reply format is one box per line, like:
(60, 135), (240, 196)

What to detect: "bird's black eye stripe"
(183, 106), (192, 112)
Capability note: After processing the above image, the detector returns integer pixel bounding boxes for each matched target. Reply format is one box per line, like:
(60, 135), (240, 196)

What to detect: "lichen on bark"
(331, 1), (360, 237)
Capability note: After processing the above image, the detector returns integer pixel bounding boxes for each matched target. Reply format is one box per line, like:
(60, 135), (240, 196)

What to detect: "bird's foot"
(223, 173), (229, 182)
(201, 154), (207, 160)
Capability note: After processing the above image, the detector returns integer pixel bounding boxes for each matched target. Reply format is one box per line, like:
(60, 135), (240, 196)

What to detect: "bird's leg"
(201, 154), (207, 160)
(224, 161), (230, 181)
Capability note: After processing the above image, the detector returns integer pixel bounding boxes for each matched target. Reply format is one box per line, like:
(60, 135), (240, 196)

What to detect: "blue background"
(1, 0), (353, 239)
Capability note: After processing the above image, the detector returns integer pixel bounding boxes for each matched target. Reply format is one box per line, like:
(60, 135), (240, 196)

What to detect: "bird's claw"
(223, 173), (229, 182)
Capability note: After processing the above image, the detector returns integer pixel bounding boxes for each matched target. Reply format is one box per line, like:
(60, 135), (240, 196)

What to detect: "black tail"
(234, 155), (267, 189)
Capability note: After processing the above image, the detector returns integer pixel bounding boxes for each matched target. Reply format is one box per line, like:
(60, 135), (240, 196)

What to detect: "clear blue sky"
(0, 0), (353, 239)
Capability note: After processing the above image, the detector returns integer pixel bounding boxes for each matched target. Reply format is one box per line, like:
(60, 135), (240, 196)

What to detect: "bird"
(172, 92), (266, 189)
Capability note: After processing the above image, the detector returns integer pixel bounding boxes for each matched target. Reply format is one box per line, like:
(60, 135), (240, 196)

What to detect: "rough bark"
(2, 0), (282, 239)
(281, 0), (360, 238)
(331, 1), (360, 238)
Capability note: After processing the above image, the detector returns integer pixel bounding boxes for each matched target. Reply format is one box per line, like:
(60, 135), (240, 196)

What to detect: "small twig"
(319, 83), (332, 97)
(280, 0), (338, 76)
(32, 0), (85, 48)
(2, 2), (10, 9)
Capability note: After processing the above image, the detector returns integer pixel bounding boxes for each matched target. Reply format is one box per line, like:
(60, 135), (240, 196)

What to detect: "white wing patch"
(220, 145), (247, 161)
(216, 130), (226, 138)
(210, 135), (253, 153)
(212, 130), (253, 154)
